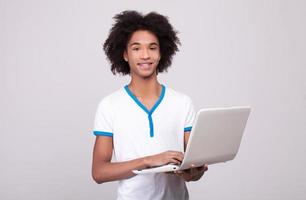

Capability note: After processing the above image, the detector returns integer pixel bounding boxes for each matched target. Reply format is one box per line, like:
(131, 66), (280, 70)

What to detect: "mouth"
(138, 62), (153, 70)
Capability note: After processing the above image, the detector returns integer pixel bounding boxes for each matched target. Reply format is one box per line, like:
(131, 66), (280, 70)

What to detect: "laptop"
(132, 106), (251, 174)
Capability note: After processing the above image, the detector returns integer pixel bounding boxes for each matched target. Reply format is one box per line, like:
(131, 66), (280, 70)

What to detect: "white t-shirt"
(93, 84), (196, 200)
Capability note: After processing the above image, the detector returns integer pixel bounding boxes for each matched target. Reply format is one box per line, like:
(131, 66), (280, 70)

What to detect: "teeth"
(139, 63), (151, 67)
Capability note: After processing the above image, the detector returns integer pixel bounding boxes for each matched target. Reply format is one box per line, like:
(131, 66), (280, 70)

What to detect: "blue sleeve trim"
(93, 131), (113, 137)
(184, 126), (192, 132)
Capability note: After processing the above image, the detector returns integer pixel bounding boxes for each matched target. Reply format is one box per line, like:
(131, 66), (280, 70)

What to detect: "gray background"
(1, 0), (306, 199)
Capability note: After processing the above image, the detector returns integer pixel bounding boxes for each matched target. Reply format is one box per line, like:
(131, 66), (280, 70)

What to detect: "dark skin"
(172, 133), (208, 182)
(92, 133), (208, 183)
(173, 165), (208, 182)
(92, 30), (208, 183)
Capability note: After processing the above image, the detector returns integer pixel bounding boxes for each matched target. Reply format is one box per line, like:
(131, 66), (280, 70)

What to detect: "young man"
(92, 10), (208, 200)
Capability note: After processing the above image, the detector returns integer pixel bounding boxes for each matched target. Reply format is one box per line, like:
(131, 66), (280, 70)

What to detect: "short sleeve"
(93, 98), (114, 137)
(184, 96), (196, 132)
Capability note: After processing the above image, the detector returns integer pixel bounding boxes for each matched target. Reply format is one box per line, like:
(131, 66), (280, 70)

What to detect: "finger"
(170, 154), (183, 163)
(170, 158), (181, 165)
(171, 152), (184, 162)
(178, 151), (184, 157)
(196, 166), (206, 174)
(196, 165), (205, 171)
(170, 151), (184, 161)
(168, 150), (183, 155)
(189, 164), (203, 175)
(173, 156), (183, 162)
(190, 166), (197, 174)
(195, 165), (208, 175)
(174, 170), (184, 177)
(169, 150), (184, 155)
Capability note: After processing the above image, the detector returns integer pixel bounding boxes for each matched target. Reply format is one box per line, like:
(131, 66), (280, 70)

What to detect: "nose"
(140, 48), (150, 59)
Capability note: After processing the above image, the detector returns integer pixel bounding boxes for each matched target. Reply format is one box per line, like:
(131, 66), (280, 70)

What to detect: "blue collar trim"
(124, 84), (166, 115)
(124, 84), (166, 138)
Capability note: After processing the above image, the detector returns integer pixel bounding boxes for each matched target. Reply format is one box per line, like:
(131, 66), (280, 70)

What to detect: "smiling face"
(123, 30), (161, 79)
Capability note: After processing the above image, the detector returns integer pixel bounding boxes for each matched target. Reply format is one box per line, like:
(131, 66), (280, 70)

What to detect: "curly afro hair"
(103, 10), (181, 75)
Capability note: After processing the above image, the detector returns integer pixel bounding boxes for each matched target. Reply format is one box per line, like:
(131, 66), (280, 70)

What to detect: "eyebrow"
(129, 42), (159, 47)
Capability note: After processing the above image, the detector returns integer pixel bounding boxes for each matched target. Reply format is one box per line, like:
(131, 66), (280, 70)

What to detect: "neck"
(128, 75), (161, 98)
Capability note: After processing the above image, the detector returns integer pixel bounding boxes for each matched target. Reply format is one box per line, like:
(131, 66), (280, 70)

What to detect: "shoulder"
(165, 86), (193, 104)
(96, 87), (126, 109)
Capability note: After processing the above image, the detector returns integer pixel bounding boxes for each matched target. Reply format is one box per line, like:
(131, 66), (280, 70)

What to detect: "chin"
(138, 70), (157, 79)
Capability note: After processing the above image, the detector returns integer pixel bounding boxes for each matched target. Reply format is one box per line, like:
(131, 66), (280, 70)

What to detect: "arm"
(92, 136), (184, 184)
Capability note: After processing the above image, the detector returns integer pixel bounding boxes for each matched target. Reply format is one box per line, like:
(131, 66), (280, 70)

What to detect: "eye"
(150, 46), (158, 50)
(132, 47), (139, 51)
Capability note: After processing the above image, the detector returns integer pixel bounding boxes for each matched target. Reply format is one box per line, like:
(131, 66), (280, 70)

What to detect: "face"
(123, 30), (161, 79)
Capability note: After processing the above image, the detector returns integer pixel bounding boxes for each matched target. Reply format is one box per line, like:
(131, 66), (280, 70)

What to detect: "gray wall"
(1, 0), (305, 199)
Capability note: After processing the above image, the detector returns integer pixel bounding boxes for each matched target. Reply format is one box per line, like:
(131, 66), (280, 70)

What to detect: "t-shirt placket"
(124, 85), (165, 138)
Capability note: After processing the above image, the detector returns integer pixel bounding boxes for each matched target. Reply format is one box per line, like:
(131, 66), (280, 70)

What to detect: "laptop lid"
(179, 106), (251, 170)
(132, 106), (251, 174)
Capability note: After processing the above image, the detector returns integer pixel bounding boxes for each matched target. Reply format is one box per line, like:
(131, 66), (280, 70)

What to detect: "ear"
(123, 51), (128, 62)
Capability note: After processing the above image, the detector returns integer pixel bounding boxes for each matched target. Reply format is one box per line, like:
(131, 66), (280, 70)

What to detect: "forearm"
(92, 157), (149, 184)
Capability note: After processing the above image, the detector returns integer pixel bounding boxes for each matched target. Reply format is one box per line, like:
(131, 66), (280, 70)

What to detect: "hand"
(144, 150), (184, 168)
(174, 164), (208, 182)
